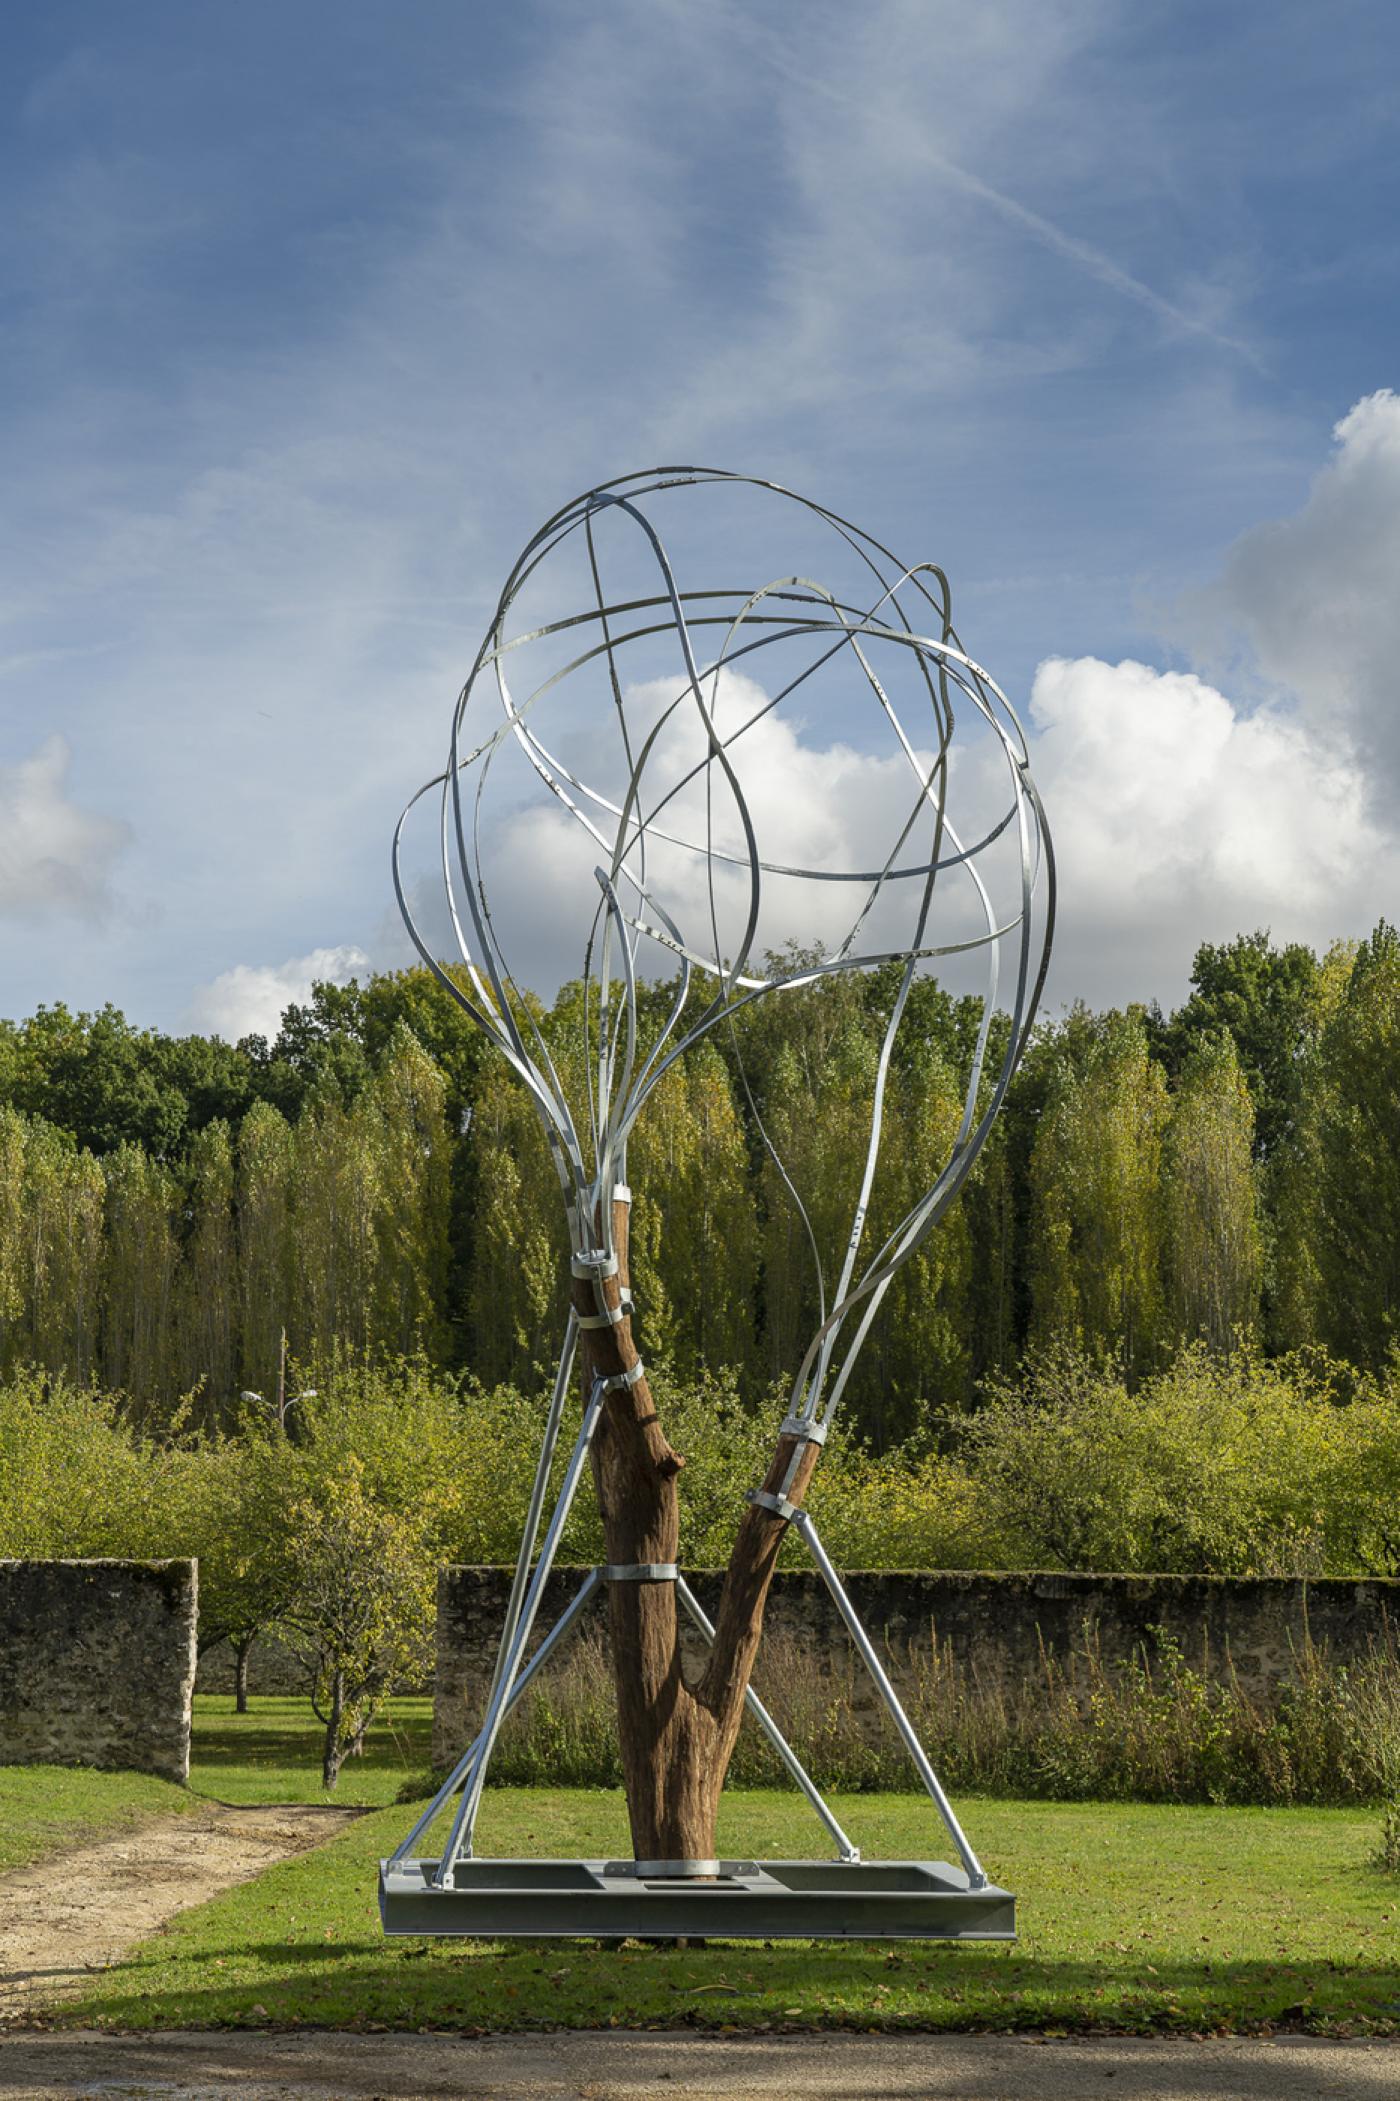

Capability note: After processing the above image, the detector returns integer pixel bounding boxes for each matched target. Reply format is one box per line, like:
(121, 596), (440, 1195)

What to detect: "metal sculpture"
(380, 467), (1054, 1939)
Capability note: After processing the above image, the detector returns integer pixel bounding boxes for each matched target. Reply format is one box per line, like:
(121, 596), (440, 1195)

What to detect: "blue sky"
(2, 0), (1397, 1036)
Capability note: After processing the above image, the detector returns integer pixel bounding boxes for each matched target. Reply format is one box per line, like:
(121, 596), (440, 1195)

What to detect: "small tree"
(277, 1465), (435, 1791)
(179, 1420), (299, 1712)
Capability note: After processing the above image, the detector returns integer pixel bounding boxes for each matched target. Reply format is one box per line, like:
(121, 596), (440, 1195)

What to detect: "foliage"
(1149, 929), (1323, 1158)
(487, 1618), (1400, 1809)
(1161, 1034), (1261, 1350)
(1028, 1010), (1169, 1379)
(3, 924), (1400, 1438)
(961, 1342), (1400, 1578)
(1375, 1801), (1400, 1873)
(1305, 922), (1400, 1369)
(276, 1465), (436, 1790)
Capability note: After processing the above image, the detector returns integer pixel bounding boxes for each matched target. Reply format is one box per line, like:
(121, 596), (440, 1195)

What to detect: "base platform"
(379, 1857), (1015, 1941)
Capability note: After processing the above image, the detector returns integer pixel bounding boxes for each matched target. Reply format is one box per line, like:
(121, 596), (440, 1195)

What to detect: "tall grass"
(482, 1619), (1400, 1807)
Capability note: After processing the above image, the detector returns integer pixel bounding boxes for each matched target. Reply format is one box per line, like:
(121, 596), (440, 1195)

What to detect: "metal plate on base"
(379, 1858), (1015, 1940)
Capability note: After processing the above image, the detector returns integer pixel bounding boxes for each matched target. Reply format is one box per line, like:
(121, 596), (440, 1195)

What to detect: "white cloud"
(0, 734), (130, 921)
(1199, 388), (1400, 798)
(189, 944), (370, 1043)
(407, 662), (1029, 1001)
(1026, 655), (1394, 1005)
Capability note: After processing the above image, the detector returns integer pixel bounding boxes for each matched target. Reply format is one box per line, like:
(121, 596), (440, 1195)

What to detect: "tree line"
(0, 922), (1396, 1442)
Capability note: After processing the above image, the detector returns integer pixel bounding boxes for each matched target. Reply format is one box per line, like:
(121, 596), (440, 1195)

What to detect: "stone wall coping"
(442, 1564), (1399, 1588)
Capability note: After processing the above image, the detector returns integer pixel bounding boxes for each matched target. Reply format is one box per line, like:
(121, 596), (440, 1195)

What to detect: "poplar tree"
(370, 1026), (452, 1360)
(102, 1141), (180, 1413)
(25, 1118), (105, 1382)
(0, 1109), (27, 1374)
(1029, 1012), (1169, 1378)
(859, 1043), (974, 1441)
(178, 1119), (237, 1416)
(626, 1042), (758, 1381)
(464, 1047), (570, 1382)
(236, 1100), (296, 1398)
(292, 1084), (382, 1363)
(1162, 1035), (1261, 1350)
(1309, 923), (1400, 1368)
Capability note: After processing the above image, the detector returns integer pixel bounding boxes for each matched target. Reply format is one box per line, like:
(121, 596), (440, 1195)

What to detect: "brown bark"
(234, 1635), (253, 1715)
(573, 1194), (820, 1864)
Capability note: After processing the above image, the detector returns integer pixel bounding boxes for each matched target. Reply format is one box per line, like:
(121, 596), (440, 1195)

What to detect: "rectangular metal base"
(379, 1857), (1015, 1940)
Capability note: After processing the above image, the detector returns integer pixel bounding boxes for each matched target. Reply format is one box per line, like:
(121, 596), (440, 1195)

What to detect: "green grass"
(188, 1693), (434, 1809)
(12, 1698), (1399, 2036)
(0, 1689), (429, 1874)
(65, 1785), (1400, 2036)
(0, 1764), (194, 1874)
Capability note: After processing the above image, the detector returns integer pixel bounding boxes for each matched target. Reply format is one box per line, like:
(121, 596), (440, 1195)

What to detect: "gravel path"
(0, 1804), (358, 2019)
(2, 2029), (1399, 2099)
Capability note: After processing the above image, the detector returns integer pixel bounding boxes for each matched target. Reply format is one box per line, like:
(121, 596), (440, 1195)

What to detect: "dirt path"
(2, 2031), (1399, 2100)
(0, 1803), (358, 2018)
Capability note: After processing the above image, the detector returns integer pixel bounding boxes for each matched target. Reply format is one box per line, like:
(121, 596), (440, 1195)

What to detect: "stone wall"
(0, 1559), (198, 1783)
(433, 1564), (1400, 1764)
(196, 1631), (310, 1698)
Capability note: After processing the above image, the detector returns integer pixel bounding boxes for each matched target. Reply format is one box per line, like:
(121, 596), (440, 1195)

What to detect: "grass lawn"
(0, 1691), (429, 1872)
(34, 1697), (1399, 2037)
(0, 1765), (194, 1875)
(188, 1692), (435, 1809)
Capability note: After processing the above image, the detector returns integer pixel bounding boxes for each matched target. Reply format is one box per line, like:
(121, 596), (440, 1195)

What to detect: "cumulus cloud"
(1026, 655), (1394, 1006)
(189, 944), (370, 1042)
(1197, 388), (1400, 801)
(0, 735), (130, 921)
(447, 666), (1027, 997)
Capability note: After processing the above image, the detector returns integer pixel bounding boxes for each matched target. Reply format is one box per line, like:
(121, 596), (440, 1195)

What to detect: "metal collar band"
(603, 1562), (678, 1582)
(596, 1359), (645, 1395)
(747, 1486), (801, 1522)
(576, 1289), (634, 1331)
(627, 1858), (722, 1879)
(571, 1250), (619, 1281)
(779, 1413), (828, 1445)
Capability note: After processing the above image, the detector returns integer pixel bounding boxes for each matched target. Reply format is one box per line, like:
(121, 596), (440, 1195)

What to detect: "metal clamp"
(779, 1413), (828, 1446)
(747, 1486), (801, 1522)
(624, 1858), (723, 1879)
(571, 1249), (619, 1281)
(603, 1562), (678, 1582)
(612, 1183), (632, 1206)
(576, 1289), (634, 1330)
(595, 1360), (645, 1395)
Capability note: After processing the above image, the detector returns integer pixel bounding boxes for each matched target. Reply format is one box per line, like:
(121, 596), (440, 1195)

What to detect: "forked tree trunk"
(321, 1667), (346, 1793)
(572, 1193), (821, 1864)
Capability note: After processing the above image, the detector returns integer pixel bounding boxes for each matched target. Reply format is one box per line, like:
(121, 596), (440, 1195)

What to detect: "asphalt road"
(2, 2031), (1399, 2099)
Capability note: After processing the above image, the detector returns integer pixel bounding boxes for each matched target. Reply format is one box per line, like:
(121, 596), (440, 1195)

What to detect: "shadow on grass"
(189, 1715), (434, 1772)
(68, 1937), (1400, 2038)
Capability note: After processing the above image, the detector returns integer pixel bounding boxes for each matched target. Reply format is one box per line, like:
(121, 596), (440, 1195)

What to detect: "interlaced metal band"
(603, 1562), (678, 1582)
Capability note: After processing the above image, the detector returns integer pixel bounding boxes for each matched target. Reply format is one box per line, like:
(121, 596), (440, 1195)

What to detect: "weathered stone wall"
(195, 1633), (429, 1699)
(0, 1560), (198, 1783)
(196, 1632), (309, 1698)
(433, 1564), (1400, 1765)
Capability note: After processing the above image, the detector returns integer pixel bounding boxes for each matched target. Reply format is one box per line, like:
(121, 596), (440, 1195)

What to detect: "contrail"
(720, 5), (1264, 371)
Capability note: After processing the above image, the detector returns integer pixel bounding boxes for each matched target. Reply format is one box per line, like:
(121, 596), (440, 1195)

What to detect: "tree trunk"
(573, 1193), (821, 1865)
(234, 1634), (253, 1715)
(322, 1667), (345, 1792)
